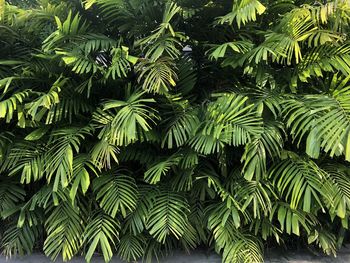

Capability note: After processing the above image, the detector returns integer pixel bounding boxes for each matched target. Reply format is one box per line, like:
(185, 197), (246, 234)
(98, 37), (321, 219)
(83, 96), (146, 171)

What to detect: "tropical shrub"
(1, 0), (350, 262)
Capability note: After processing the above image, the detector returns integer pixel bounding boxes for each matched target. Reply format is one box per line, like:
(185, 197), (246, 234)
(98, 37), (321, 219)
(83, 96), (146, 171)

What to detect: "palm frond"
(146, 187), (190, 243)
(1, 141), (47, 184)
(271, 202), (318, 236)
(84, 210), (120, 263)
(269, 152), (332, 212)
(0, 178), (25, 218)
(190, 93), (263, 154)
(136, 57), (177, 94)
(144, 154), (181, 184)
(69, 154), (97, 201)
(44, 201), (84, 261)
(241, 122), (284, 181)
(45, 127), (91, 191)
(117, 233), (145, 262)
(0, 90), (31, 127)
(284, 75), (350, 161)
(295, 44), (350, 84)
(123, 185), (154, 235)
(161, 107), (199, 149)
(1, 221), (40, 257)
(94, 89), (159, 146)
(217, 0), (266, 28)
(93, 168), (138, 218)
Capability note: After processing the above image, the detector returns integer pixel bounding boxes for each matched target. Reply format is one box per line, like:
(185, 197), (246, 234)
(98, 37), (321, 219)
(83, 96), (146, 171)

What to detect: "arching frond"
(84, 210), (120, 263)
(43, 201), (84, 261)
(0, 90), (31, 126)
(222, 233), (263, 263)
(138, 33), (185, 62)
(0, 178), (25, 218)
(26, 77), (65, 121)
(105, 46), (138, 79)
(144, 154), (181, 184)
(241, 122), (284, 181)
(117, 233), (145, 262)
(123, 185), (154, 235)
(170, 168), (194, 192)
(43, 11), (89, 50)
(17, 185), (67, 229)
(241, 83), (283, 118)
(284, 75), (350, 161)
(235, 180), (274, 219)
(269, 152), (332, 211)
(217, 0), (266, 28)
(94, 89), (159, 146)
(69, 154), (97, 201)
(207, 201), (242, 232)
(190, 93), (263, 154)
(1, 141), (47, 184)
(161, 107), (200, 148)
(93, 169), (138, 218)
(1, 221), (40, 257)
(146, 188), (190, 243)
(58, 50), (101, 75)
(179, 220), (199, 252)
(295, 44), (350, 84)
(90, 139), (119, 170)
(136, 57), (177, 94)
(207, 208), (263, 263)
(208, 40), (254, 61)
(320, 162), (350, 219)
(45, 127), (91, 191)
(271, 202), (319, 236)
(175, 56), (197, 95)
(308, 228), (337, 256)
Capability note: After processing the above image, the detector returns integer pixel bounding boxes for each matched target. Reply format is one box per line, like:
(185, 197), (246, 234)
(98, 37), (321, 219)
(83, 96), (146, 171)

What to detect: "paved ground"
(1, 247), (350, 262)
(265, 246), (350, 263)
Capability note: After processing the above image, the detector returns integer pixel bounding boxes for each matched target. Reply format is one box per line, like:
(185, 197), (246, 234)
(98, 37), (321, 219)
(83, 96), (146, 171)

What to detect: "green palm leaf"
(94, 89), (159, 146)
(269, 152), (332, 212)
(117, 233), (145, 262)
(217, 0), (266, 28)
(45, 127), (91, 191)
(0, 178), (25, 218)
(144, 154), (181, 184)
(284, 75), (350, 161)
(241, 122), (283, 181)
(123, 185), (154, 235)
(146, 188), (190, 243)
(84, 210), (120, 263)
(44, 201), (84, 261)
(1, 221), (40, 257)
(93, 169), (138, 218)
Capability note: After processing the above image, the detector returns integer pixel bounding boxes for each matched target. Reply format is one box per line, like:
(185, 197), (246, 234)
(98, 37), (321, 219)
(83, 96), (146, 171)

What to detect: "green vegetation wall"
(1, 0), (350, 262)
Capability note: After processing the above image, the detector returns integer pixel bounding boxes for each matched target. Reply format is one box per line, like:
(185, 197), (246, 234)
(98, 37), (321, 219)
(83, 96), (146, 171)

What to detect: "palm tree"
(1, 0), (350, 262)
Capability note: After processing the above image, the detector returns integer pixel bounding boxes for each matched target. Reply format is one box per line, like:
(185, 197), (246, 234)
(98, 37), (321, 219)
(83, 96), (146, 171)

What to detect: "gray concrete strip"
(1, 247), (350, 263)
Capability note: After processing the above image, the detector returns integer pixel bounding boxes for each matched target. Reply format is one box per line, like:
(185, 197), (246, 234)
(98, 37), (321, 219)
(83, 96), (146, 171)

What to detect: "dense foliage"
(1, 0), (350, 262)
